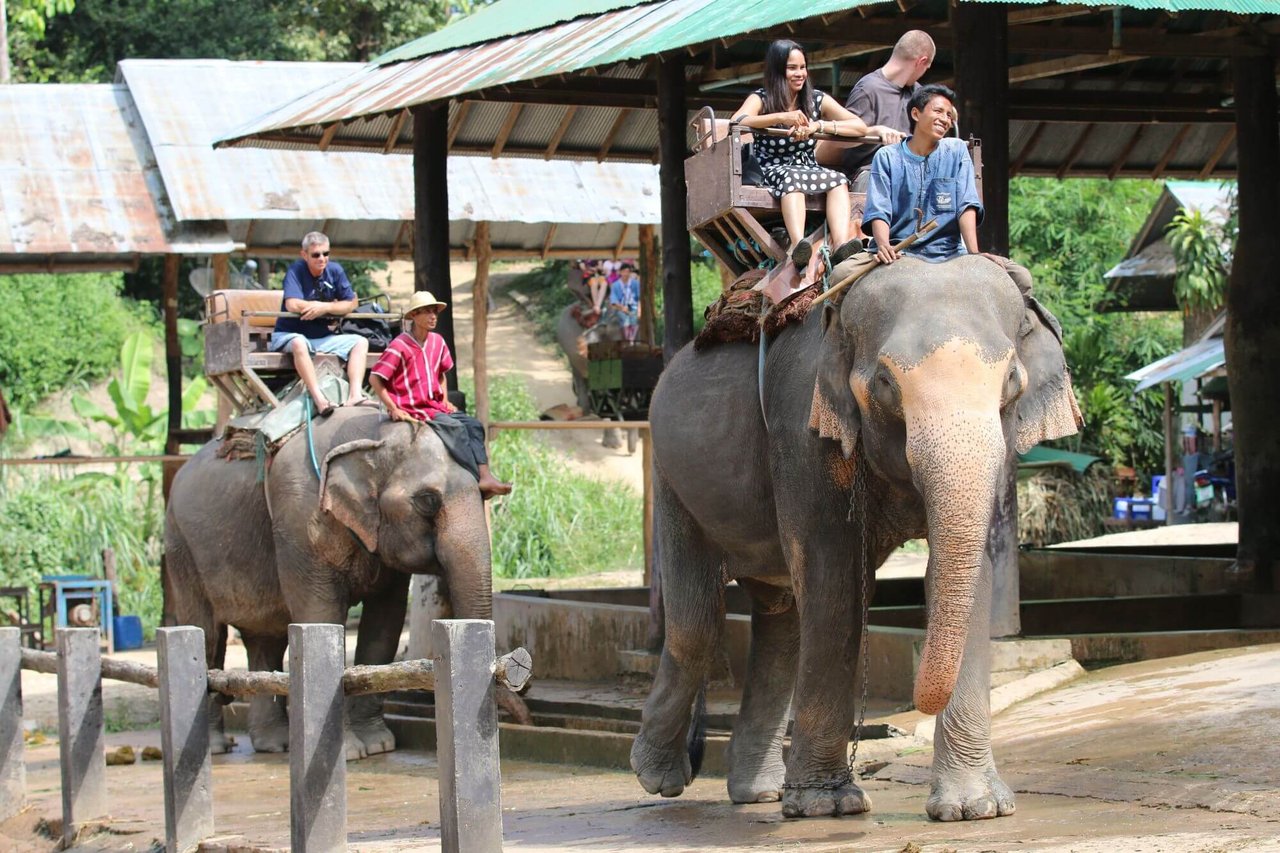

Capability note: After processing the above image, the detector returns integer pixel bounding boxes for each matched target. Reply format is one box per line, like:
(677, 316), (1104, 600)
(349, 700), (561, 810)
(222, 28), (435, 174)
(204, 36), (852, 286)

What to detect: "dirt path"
(379, 260), (645, 493)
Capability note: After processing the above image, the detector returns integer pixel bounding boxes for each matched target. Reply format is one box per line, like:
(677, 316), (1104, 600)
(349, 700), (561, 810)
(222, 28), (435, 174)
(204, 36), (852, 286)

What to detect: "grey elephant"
(631, 256), (1080, 819)
(556, 303), (629, 449)
(166, 408), (526, 759)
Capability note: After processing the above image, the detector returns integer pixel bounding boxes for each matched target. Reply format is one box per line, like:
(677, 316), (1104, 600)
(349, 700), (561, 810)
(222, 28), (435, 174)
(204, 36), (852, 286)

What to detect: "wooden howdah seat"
(203, 289), (384, 413)
(684, 106), (984, 290)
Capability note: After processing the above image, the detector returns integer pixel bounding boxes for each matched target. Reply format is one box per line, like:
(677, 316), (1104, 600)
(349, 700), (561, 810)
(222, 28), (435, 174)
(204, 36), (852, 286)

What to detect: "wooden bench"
(203, 290), (388, 413)
(684, 106), (983, 283)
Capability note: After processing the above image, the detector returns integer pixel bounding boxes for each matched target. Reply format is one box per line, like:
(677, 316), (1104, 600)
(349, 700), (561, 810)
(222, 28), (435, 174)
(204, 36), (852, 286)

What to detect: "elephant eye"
(1002, 363), (1027, 408)
(411, 490), (443, 517)
(872, 371), (899, 412)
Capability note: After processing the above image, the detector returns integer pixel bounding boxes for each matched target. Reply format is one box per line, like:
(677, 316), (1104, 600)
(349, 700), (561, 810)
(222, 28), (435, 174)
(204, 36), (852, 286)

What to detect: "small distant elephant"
(632, 256), (1080, 820)
(556, 303), (628, 449)
(166, 408), (529, 759)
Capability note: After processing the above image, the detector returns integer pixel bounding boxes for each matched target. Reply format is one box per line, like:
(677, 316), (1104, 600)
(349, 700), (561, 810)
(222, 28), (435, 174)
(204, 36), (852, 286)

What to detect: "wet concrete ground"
(4, 644), (1278, 851)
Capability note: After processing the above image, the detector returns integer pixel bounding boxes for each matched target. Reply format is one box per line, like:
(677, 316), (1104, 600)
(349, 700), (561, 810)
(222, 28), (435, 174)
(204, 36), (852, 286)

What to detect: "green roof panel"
(376, 0), (658, 65)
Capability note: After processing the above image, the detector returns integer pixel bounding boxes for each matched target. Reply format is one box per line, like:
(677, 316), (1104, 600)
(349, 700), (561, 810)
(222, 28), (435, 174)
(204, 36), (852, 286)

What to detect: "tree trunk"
(1226, 54), (1280, 593)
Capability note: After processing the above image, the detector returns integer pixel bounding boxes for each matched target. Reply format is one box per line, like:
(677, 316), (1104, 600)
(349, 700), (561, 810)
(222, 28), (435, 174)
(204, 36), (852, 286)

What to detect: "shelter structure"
(219, 0), (1280, 630)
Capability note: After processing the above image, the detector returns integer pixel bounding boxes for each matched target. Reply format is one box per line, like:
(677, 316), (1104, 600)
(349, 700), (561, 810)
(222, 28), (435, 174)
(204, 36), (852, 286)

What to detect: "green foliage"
(1167, 201), (1233, 315)
(1009, 177), (1178, 474)
(0, 273), (156, 409)
(6, 0), (75, 41)
(460, 375), (642, 579)
(506, 262), (579, 346)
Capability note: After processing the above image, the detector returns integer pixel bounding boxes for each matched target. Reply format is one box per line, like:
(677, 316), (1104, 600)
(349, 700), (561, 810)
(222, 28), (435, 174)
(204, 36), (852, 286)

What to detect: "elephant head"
(317, 420), (494, 618)
(815, 256), (1080, 715)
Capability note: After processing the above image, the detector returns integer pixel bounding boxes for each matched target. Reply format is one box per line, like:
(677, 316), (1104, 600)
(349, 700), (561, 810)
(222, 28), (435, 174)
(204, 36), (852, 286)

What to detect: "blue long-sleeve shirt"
(862, 137), (984, 260)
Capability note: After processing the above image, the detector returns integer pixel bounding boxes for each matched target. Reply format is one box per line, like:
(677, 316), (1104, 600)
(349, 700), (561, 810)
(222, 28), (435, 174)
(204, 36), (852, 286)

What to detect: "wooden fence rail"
(1, 622), (527, 852)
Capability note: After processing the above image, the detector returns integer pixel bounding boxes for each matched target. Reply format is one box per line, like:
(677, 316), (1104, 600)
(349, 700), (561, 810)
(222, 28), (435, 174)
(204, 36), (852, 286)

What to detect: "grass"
(462, 375), (643, 579)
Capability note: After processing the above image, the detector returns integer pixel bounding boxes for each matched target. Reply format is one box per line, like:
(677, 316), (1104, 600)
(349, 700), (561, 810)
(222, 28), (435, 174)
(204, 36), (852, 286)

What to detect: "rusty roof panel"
(0, 83), (231, 263)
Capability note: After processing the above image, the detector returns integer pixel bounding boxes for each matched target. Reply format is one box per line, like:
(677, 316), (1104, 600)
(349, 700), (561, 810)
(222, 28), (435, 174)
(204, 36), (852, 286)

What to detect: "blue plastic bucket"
(113, 615), (144, 651)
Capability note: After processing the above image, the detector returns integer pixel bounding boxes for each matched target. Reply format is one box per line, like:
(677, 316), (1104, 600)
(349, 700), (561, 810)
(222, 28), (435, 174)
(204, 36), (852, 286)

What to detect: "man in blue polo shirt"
(269, 231), (368, 413)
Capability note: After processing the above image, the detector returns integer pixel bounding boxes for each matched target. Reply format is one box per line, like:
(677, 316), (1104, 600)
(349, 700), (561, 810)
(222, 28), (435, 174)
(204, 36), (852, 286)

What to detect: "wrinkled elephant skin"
(166, 409), (525, 759)
(632, 256), (1078, 820)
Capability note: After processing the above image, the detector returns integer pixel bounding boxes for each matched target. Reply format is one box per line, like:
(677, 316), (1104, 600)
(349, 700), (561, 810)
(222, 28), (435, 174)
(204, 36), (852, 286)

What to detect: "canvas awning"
(1126, 336), (1226, 392)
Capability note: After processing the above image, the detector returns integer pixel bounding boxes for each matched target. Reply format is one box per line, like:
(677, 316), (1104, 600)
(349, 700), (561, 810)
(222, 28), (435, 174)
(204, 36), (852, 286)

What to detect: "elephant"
(630, 255), (1080, 820)
(166, 407), (529, 759)
(556, 303), (629, 449)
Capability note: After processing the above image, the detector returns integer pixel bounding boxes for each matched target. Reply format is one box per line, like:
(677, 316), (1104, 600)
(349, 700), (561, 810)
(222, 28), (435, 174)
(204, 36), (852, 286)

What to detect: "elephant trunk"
(434, 497), (495, 620)
(906, 409), (1005, 716)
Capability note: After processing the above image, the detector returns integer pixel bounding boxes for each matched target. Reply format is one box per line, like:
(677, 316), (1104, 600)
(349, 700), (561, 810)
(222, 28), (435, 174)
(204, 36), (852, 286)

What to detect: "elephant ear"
(319, 438), (385, 552)
(1014, 296), (1083, 454)
(809, 304), (861, 458)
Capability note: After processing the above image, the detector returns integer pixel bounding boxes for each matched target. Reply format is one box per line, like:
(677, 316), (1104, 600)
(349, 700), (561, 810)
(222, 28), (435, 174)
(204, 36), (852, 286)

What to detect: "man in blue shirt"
(862, 84), (984, 264)
(269, 232), (369, 413)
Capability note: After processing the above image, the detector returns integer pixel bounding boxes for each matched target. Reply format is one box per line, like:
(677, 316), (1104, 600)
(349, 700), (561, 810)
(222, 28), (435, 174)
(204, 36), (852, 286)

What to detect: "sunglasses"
(309, 251), (331, 259)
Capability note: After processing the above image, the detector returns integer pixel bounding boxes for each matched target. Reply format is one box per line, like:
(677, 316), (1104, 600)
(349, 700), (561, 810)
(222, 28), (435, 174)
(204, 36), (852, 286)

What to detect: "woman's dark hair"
(907, 83), (957, 131)
(761, 40), (813, 116)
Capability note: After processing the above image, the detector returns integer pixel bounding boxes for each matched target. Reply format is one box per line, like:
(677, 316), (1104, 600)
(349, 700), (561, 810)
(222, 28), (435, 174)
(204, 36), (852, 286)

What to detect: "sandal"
(314, 402), (336, 418)
(790, 239), (812, 272)
(830, 238), (864, 267)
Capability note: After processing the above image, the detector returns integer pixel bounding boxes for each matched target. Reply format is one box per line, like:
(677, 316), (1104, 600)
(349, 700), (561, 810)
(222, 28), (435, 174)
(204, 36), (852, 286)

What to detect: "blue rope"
(304, 396), (322, 481)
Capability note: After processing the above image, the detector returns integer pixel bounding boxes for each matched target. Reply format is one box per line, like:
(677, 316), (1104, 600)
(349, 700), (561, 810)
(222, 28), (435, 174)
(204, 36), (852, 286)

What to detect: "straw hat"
(405, 291), (448, 316)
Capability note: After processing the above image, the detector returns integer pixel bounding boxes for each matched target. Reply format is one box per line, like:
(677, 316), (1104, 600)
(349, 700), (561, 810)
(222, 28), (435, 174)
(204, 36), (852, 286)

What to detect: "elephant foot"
(631, 733), (692, 798)
(209, 728), (235, 755)
(601, 429), (622, 450)
(250, 722), (290, 754)
(781, 778), (872, 818)
(727, 752), (786, 803)
(926, 767), (1016, 821)
(351, 718), (396, 756)
(344, 729), (369, 761)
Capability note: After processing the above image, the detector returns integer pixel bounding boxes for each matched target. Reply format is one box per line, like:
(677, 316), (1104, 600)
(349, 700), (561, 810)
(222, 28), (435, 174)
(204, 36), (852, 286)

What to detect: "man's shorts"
(269, 331), (364, 361)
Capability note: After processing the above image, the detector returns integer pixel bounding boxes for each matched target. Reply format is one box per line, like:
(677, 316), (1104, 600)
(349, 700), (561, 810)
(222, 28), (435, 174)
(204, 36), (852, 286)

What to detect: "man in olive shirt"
(817, 30), (936, 180)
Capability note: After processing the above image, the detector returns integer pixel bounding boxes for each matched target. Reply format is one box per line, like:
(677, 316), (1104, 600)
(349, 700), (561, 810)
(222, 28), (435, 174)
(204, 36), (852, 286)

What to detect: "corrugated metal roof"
(1127, 335), (1226, 391)
(0, 83), (232, 268)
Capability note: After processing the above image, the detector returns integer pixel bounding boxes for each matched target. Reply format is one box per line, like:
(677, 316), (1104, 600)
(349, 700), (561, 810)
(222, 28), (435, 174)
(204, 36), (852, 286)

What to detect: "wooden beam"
(447, 100), (472, 149)
(541, 223), (558, 259)
(699, 42), (883, 88)
(318, 122), (340, 152)
(1056, 123), (1095, 179)
(390, 220), (410, 260)
(473, 221), (492, 425)
(1008, 4), (1099, 25)
(1108, 125), (1147, 179)
(384, 109), (408, 155)
(614, 224), (630, 260)
(598, 108), (632, 161)
(1011, 122), (1046, 175)
(1008, 53), (1144, 84)
(545, 105), (578, 158)
(1151, 124), (1193, 178)
(1198, 126), (1237, 179)
(491, 103), (523, 157)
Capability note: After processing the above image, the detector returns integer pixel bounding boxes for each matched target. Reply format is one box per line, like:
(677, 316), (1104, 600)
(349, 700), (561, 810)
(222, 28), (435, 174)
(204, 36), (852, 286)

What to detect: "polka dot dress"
(754, 88), (850, 199)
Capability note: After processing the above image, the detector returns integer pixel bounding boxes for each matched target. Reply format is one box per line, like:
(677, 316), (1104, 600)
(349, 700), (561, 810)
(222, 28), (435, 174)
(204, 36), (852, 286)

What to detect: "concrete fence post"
(0, 628), (24, 821)
(288, 623), (347, 853)
(56, 627), (108, 846)
(432, 619), (503, 853)
(157, 627), (214, 852)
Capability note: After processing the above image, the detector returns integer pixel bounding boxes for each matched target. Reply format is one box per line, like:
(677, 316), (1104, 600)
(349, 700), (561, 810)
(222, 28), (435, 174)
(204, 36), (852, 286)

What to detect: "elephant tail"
(686, 687), (708, 782)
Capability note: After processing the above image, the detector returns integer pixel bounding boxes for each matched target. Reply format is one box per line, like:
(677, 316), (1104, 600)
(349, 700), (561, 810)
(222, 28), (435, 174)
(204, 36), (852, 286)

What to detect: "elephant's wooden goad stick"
(812, 218), (939, 307)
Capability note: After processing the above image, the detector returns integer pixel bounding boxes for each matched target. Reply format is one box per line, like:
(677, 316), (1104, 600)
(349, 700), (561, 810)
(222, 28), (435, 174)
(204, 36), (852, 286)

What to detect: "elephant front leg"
(926, 554), (1015, 821)
(347, 575), (410, 758)
(242, 632), (290, 753)
(782, 551), (873, 818)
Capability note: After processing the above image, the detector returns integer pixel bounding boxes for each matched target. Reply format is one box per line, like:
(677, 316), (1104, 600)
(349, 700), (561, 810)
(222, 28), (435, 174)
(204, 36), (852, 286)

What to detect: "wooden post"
(473, 221), (492, 424)
(1212, 399), (1223, 452)
(414, 101), (458, 390)
(657, 55), (693, 363)
(638, 224), (658, 346)
(433, 620), (503, 853)
(212, 254), (233, 436)
(952, 3), (1009, 255)
(157, 626), (214, 852)
(57, 628), (108, 846)
(0, 628), (24, 822)
(211, 253), (230, 291)
(1226, 53), (1280, 593)
(1164, 382), (1176, 524)
(161, 253), (182, 629)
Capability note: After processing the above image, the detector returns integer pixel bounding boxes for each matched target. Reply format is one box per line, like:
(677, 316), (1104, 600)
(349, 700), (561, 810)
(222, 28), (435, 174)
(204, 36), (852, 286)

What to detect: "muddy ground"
(4, 644), (1277, 851)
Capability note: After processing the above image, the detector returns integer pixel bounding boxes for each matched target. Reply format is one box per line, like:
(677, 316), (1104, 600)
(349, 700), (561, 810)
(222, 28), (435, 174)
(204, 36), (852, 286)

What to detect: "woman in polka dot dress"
(734, 40), (881, 272)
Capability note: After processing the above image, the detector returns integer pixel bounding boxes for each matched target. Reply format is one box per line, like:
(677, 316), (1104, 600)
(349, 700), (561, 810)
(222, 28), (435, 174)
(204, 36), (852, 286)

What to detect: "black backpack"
(339, 303), (395, 351)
